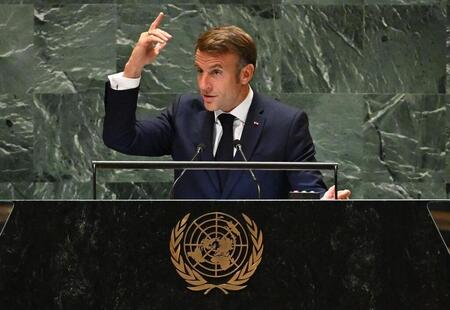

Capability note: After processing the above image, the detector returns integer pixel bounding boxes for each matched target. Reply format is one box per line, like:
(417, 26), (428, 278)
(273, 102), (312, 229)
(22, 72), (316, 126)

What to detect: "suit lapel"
(222, 93), (266, 198)
(196, 110), (221, 193)
(239, 92), (266, 161)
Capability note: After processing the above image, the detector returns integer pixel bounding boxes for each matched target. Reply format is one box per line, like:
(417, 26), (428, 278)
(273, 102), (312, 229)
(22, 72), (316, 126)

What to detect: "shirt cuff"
(108, 72), (141, 90)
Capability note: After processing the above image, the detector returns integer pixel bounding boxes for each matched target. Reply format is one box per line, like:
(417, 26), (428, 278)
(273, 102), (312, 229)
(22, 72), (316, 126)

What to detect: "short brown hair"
(195, 25), (257, 69)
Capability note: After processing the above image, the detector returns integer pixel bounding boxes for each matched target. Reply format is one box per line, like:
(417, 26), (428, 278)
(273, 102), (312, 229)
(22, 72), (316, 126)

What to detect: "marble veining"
(280, 5), (364, 93)
(34, 4), (117, 93)
(363, 5), (446, 93)
(363, 94), (447, 198)
(0, 94), (34, 182)
(0, 2), (448, 199)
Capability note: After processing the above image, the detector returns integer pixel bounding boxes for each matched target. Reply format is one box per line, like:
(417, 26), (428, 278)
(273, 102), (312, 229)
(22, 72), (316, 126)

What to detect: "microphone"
(169, 143), (205, 199)
(233, 139), (261, 199)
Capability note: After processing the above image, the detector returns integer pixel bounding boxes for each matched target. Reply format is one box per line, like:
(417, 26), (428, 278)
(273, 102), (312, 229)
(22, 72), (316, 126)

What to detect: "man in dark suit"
(103, 12), (351, 200)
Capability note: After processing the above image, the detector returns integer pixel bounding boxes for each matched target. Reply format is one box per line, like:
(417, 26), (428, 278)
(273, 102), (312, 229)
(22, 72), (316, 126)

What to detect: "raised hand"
(124, 12), (172, 78)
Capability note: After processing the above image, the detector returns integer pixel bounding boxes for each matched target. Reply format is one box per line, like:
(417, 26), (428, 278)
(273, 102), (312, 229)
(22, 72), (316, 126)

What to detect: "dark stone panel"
(31, 91), (174, 198)
(117, 4), (280, 94)
(0, 173), (171, 201)
(0, 200), (448, 309)
(34, 4), (117, 94)
(0, 94), (34, 182)
(358, 181), (446, 199)
(0, 0), (116, 3)
(280, 93), (364, 195)
(447, 5), (450, 94)
(366, 0), (442, 4)
(0, 5), (33, 53)
(362, 94), (447, 198)
(199, 0), (278, 3)
(103, 182), (172, 199)
(1, 1), (448, 201)
(0, 0), (278, 3)
(0, 181), (172, 200)
(0, 184), (12, 200)
(24, 0), (281, 4)
(52, 181), (93, 199)
(0, 5), (34, 96)
(279, 5), (364, 93)
(0, 181), (95, 200)
(446, 96), (450, 194)
(0, 1), (114, 3)
(363, 5), (446, 93)
(33, 0), (116, 3)
(283, 0), (363, 3)
(117, 0), (280, 4)
(0, 182), (56, 200)
(33, 92), (109, 183)
(0, 0), (33, 4)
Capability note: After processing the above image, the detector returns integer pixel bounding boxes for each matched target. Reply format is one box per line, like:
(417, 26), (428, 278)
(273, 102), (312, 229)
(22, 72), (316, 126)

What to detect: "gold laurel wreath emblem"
(169, 213), (263, 295)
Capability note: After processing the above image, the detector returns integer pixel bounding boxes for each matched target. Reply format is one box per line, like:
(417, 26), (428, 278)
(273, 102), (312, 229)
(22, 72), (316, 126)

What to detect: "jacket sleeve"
(286, 110), (327, 195)
(102, 82), (175, 156)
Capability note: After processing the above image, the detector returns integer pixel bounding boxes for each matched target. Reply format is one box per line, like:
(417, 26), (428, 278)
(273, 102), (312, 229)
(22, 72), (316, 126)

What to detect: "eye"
(196, 68), (203, 74)
(211, 69), (222, 75)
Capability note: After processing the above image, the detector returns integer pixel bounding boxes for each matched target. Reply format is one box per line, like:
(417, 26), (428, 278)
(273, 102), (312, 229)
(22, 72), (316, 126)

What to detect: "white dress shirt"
(107, 72), (254, 157)
(108, 72), (141, 90)
(212, 89), (253, 156)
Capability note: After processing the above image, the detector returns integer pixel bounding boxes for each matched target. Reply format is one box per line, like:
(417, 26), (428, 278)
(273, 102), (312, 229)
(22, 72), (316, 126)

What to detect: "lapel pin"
(253, 121), (259, 126)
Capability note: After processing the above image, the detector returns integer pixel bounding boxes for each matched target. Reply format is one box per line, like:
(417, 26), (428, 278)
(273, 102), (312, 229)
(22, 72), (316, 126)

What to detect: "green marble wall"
(0, 1), (448, 199)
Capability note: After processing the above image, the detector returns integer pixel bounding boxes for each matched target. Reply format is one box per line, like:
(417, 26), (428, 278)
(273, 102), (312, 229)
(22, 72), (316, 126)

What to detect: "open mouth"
(202, 95), (216, 101)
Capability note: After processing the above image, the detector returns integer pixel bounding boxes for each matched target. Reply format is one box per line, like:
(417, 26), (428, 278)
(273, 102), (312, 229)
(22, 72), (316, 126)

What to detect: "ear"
(239, 64), (255, 85)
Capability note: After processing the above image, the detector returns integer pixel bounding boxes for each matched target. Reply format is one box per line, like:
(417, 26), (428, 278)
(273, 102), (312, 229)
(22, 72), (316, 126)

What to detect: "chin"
(203, 102), (219, 112)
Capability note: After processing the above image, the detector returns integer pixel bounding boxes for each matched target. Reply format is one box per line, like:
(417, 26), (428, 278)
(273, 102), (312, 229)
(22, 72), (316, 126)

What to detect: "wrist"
(124, 61), (143, 78)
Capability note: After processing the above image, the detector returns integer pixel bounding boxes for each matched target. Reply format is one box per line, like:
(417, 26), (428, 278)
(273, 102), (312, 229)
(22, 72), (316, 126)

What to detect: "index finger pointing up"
(149, 12), (164, 31)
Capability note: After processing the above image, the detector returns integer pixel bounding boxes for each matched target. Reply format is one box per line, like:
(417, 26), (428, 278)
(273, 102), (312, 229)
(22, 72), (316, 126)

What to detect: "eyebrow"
(194, 63), (223, 70)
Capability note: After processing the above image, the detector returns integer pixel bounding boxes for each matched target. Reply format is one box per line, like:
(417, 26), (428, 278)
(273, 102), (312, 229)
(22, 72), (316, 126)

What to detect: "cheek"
(222, 78), (234, 90)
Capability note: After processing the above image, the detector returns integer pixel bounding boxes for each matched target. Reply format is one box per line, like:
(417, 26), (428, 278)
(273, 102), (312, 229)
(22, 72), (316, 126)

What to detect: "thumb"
(321, 185), (335, 200)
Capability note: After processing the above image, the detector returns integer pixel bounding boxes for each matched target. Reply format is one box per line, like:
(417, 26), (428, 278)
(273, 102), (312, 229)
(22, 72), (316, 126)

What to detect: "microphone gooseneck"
(233, 139), (261, 199)
(169, 143), (205, 199)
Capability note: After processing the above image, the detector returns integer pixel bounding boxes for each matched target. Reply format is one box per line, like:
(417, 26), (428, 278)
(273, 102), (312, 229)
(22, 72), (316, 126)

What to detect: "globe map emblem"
(183, 212), (249, 278)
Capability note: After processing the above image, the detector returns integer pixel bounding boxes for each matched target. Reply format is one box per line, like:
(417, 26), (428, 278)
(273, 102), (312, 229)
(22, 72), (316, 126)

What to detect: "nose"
(198, 73), (211, 93)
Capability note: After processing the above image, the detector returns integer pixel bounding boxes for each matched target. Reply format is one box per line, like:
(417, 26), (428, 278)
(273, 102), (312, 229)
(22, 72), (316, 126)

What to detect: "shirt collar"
(214, 86), (254, 123)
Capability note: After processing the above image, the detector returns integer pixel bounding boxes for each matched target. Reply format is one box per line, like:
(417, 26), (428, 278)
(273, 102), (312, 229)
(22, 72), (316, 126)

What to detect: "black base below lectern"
(0, 200), (449, 310)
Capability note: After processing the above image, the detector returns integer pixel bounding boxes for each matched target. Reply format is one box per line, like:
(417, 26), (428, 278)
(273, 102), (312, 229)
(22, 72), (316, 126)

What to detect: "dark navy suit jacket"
(103, 83), (327, 199)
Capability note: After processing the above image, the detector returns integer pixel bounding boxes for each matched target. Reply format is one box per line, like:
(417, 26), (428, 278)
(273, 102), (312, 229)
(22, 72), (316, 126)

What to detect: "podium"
(0, 200), (449, 309)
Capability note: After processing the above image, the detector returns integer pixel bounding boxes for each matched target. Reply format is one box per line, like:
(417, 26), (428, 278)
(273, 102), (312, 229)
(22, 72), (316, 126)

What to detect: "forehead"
(194, 50), (239, 68)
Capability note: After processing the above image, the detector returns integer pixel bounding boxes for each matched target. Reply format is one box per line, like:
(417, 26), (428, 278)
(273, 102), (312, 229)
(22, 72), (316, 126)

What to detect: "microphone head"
(232, 139), (242, 148)
(196, 143), (206, 152)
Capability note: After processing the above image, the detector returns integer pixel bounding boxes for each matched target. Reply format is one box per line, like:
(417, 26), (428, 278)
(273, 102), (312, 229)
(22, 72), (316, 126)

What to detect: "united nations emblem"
(169, 212), (263, 294)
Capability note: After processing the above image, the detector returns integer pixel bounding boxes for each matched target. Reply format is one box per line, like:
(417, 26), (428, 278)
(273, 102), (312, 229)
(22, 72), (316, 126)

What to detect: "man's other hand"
(321, 185), (351, 200)
(124, 12), (172, 78)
